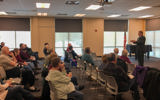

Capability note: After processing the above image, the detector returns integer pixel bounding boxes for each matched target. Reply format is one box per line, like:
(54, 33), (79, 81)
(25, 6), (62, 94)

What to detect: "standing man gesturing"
(131, 31), (146, 66)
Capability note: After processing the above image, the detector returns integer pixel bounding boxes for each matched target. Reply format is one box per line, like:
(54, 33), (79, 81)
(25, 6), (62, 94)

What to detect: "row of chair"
(76, 55), (136, 100)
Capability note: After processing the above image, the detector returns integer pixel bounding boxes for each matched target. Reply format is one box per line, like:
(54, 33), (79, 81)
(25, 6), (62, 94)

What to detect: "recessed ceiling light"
(36, 3), (50, 8)
(85, 5), (102, 10)
(0, 11), (7, 15)
(129, 6), (151, 11)
(37, 13), (48, 16)
(74, 14), (86, 17)
(139, 15), (154, 18)
(107, 14), (121, 17)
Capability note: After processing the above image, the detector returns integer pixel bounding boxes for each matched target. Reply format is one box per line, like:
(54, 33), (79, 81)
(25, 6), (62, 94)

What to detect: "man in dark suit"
(131, 31), (146, 66)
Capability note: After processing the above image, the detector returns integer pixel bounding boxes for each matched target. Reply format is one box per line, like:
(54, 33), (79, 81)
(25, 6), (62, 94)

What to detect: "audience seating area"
(1, 42), (160, 100)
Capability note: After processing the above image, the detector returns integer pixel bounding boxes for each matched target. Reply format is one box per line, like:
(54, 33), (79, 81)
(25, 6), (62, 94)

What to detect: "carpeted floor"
(33, 56), (160, 100)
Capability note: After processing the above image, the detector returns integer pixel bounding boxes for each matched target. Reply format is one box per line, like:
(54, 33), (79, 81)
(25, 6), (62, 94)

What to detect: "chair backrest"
(102, 74), (118, 95)
(0, 66), (6, 80)
(127, 64), (135, 74)
(91, 52), (97, 58)
(77, 58), (84, 68)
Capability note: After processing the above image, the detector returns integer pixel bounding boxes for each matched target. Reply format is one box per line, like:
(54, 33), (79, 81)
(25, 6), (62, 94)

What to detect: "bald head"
(114, 48), (119, 54)
(1, 46), (9, 55)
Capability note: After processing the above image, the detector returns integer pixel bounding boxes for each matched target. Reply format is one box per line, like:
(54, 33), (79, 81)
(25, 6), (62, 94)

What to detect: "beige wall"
(30, 18), (146, 57)
(83, 18), (104, 56)
(128, 19), (146, 44)
(31, 17), (55, 57)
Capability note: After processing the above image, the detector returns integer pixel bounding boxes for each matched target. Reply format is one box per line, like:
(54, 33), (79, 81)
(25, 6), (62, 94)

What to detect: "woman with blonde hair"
(120, 49), (131, 64)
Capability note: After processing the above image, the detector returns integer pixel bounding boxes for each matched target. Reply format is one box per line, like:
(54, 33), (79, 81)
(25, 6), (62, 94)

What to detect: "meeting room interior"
(0, 0), (160, 100)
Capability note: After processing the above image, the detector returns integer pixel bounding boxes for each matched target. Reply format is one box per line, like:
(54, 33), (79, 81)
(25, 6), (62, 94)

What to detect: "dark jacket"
(142, 68), (160, 100)
(134, 36), (146, 53)
(103, 63), (130, 92)
(64, 50), (78, 63)
(20, 50), (30, 61)
(81, 53), (94, 66)
(117, 58), (128, 73)
(25, 47), (33, 56)
(43, 48), (52, 56)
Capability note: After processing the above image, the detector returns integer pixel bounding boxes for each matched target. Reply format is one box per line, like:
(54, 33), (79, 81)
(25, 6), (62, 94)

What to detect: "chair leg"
(114, 95), (117, 100)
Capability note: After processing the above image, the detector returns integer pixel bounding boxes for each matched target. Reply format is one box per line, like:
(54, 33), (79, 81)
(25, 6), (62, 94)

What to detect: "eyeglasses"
(60, 61), (64, 64)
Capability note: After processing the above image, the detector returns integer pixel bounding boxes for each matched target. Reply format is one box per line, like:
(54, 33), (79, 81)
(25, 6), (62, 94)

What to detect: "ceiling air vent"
(6, 12), (17, 14)
(13, 9), (37, 12)
(56, 13), (68, 16)
(65, 1), (79, 5)
(152, 4), (160, 8)
(98, 0), (115, 6)
(121, 14), (129, 17)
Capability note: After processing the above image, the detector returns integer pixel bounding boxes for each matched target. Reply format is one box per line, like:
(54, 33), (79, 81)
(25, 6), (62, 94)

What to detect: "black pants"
(5, 86), (34, 100)
(137, 51), (144, 66)
(6, 67), (35, 86)
(129, 78), (140, 100)
(68, 91), (84, 100)
(6, 67), (20, 78)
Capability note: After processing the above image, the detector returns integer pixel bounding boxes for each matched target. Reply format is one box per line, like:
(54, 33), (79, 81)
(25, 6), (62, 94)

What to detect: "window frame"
(55, 32), (83, 56)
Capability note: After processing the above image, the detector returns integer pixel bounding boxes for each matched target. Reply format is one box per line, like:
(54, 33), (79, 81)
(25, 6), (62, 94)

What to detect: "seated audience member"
(64, 44), (79, 67)
(24, 44), (32, 56)
(44, 53), (82, 87)
(19, 43), (35, 61)
(20, 43), (39, 69)
(120, 49), (131, 64)
(13, 48), (28, 66)
(81, 47), (94, 66)
(117, 57), (128, 73)
(45, 51), (58, 67)
(0, 80), (34, 100)
(13, 48), (36, 73)
(114, 48), (119, 58)
(103, 53), (140, 100)
(67, 43), (72, 52)
(98, 54), (110, 70)
(41, 52), (58, 100)
(24, 44), (39, 60)
(46, 57), (83, 100)
(0, 42), (5, 51)
(0, 46), (38, 92)
(43, 43), (52, 56)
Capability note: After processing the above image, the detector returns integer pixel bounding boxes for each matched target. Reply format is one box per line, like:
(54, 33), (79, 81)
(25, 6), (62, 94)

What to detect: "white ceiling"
(0, 0), (160, 19)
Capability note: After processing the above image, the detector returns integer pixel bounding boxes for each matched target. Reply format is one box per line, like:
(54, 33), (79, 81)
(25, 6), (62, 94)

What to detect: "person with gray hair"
(114, 48), (119, 58)
(0, 46), (39, 92)
(120, 49), (131, 64)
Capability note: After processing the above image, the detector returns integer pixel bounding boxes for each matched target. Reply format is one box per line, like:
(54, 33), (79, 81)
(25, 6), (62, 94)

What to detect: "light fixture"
(0, 11), (7, 15)
(107, 14), (121, 17)
(85, 5), (102, 10)
(36, 3), (50, 8)
(37, 13), (48, 16)
(139, 15), (154, 18)
(65, 1), (80, 5)
(129, 6), (151, 11)
(74, 14), (86, 17)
